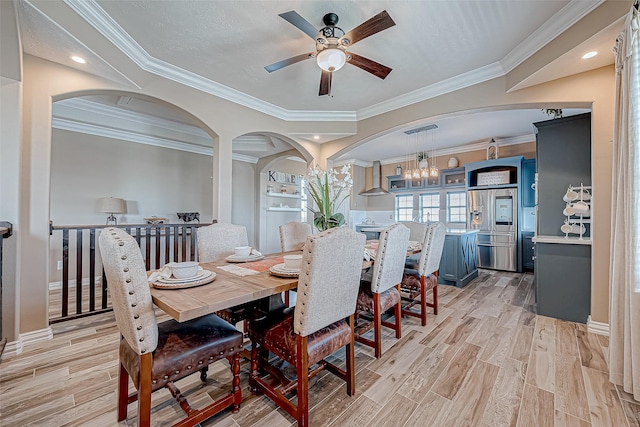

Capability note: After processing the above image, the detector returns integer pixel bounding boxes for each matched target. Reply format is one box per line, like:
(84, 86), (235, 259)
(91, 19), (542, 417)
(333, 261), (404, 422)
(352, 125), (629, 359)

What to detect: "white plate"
(269, 263), (300, 277)
(156, 269), (210, 284)
(225, 253), (265, 263)
(153, 271), (216, 289)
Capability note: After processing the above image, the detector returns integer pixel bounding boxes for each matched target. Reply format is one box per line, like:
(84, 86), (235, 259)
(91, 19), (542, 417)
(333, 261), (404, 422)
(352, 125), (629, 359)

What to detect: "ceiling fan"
(265, 10), (396, 96)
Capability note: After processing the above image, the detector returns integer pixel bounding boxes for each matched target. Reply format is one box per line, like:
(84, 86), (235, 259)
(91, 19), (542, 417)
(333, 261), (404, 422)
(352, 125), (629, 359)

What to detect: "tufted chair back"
(198, 223), (249, 262)
(418, 222), (447, 276)
(400, 221), (427, 243)
(294, 227), (366, 337)
(369, 224), (410, 294)
(99, 228), (158, 355)
(279, 221), (312, 252)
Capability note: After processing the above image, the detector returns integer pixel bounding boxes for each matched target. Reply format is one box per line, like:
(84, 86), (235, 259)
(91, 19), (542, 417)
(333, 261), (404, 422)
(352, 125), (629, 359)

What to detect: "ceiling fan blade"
(347, 52), (392, 79)
(265, 52), (315, 73)
(319, 70), (332, 96)
(343, 10), (395, 46)
(279, 11), (319, 40)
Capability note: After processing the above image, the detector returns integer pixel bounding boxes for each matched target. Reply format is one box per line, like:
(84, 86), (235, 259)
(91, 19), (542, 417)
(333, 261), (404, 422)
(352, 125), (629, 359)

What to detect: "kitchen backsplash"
(349, 210), (395, 228)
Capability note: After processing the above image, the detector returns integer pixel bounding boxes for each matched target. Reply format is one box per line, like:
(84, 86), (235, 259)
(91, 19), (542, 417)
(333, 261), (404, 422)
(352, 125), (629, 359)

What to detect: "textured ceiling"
(16, 0), (624, 161)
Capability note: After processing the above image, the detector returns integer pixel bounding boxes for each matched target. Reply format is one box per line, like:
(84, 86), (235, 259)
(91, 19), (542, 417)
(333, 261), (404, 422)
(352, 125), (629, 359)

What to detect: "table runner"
(217, 256), (285, 276)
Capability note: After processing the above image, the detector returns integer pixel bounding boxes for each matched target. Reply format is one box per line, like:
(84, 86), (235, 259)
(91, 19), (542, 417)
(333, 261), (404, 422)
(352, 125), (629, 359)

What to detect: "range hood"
(359, 161), (390, 196)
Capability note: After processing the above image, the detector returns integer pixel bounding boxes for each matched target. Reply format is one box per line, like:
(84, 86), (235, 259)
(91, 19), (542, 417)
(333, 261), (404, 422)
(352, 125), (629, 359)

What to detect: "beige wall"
(322, 67), (614, 324)
(3, 47), (616, 345)
(232, 160), (257, 245)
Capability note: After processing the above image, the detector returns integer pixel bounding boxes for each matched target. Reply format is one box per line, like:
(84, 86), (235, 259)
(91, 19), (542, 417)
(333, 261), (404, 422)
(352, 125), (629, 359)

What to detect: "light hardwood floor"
(2, 270), (639, 426)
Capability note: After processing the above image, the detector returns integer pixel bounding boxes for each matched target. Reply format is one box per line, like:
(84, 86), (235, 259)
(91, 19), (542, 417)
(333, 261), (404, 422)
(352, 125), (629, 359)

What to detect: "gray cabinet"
(522, 232), (534, 271)
(438, 231), (479, 288)
(535, 242), (591, 323)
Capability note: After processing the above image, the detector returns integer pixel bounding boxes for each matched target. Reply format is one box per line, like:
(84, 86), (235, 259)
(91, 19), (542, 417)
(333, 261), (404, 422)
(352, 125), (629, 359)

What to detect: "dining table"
(149, 241), (422, 323)
(149, 252), (299, 322)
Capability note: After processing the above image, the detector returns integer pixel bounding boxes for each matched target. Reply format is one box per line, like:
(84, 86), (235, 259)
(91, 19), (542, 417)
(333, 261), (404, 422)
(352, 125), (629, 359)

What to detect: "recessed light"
(313, 135), (320, 140)
(71, 56), (86, 64)
(582, 51), (597, 59)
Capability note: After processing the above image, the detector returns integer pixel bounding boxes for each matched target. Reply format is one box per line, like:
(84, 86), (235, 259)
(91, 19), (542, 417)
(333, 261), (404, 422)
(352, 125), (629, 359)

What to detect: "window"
(447, 191), (467, 223)
(395, 194), (413, 221)
(419, 193), (440, 223)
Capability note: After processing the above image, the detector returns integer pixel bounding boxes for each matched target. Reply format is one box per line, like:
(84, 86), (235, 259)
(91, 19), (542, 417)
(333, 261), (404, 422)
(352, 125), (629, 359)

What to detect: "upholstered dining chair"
(356, 223), (410, 358)
(197, 222), (249, 263)
(100, 228), (244, 427)
(401, 222), (446, 326)
(248, 227), (366, 427)
(400, 220), (428, 270)
(279, 221), (312, 252)
(279, 221), (312, 306)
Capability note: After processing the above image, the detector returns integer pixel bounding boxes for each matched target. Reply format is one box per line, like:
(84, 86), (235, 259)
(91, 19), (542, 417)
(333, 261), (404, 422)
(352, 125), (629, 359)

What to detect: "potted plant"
(417, 152), (429, 169)
(306, 164), (353, 231)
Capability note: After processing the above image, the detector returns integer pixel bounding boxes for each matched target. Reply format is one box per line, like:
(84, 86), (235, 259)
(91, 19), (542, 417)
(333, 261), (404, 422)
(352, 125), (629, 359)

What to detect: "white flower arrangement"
(306, 164), (353, 231)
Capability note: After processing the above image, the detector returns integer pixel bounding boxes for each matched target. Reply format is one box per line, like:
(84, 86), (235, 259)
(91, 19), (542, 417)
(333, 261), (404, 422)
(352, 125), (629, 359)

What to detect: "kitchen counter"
(445, 228), (478, 235)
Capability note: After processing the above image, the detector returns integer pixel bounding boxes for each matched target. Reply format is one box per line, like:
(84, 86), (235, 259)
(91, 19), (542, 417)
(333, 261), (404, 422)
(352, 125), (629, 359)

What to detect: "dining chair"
(279, 221), (312, 252)
(197, 222), (249, 263)
(99, 228), (244, 427)
(401, 222), (446, 326)
(248, 227), (366, 427)
(279, 221), (312, 306)
(356, 223), (410, 358)
(400, 220), (427, 270)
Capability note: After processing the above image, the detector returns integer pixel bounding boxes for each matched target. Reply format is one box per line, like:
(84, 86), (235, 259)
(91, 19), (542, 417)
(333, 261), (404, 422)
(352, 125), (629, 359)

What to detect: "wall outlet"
(57, 260), (63, 270)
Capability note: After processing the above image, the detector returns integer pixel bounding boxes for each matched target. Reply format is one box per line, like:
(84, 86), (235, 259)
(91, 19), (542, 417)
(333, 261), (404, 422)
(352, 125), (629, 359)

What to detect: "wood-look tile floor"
(3, 270), (639, 426)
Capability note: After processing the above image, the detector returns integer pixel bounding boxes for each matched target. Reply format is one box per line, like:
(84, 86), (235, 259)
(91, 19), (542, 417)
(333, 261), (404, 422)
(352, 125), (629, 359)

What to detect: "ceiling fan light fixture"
(316, 48), (346, 72)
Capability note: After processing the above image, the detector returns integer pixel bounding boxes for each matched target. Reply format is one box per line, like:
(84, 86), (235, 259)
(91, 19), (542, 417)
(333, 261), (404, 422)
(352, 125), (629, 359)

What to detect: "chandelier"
(404, 124), (439, 180)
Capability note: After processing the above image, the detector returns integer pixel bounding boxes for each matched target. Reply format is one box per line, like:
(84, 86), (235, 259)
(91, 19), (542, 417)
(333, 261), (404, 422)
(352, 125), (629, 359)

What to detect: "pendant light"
(420, 130), (429, 178)
(411, 133), (420, 179)
(429, 127), (439, 178)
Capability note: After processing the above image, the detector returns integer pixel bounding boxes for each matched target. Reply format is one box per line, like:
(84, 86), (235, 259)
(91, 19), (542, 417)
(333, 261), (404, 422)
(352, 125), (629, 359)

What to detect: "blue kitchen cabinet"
(522, 158), (536, 207)
(438, 230), (479, 288)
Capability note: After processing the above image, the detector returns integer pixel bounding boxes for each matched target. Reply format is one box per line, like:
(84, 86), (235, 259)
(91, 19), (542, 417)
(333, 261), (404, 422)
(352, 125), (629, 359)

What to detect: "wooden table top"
(150, 253), (299, 322)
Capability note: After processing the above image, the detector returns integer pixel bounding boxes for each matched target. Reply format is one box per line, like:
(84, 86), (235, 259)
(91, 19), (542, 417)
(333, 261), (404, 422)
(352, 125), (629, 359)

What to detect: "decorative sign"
(268, 171), (301, 185)
(477, 170), (510, 186)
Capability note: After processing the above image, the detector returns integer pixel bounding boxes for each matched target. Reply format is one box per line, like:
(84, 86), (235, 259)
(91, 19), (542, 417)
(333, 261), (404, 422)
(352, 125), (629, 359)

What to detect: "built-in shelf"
(266, 192), (301, 199)
(266, 207), (303, 212)
(533, 235), (592, 245)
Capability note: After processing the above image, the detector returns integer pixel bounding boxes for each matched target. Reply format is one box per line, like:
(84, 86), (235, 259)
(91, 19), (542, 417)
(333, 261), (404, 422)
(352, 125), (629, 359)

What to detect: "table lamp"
(98, 197), (126, 225)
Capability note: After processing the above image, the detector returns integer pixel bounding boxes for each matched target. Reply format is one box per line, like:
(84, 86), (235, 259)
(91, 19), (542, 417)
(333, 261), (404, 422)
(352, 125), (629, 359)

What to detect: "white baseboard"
(49, 277), (102, 291)
(1, 327), (53, 358)
(587, 315), (609, 336)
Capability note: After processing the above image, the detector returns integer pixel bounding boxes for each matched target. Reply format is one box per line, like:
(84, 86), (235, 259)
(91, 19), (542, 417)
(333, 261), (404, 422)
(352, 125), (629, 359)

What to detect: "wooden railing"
(1, 221), (13, 355)
(49, 222), (214, 323)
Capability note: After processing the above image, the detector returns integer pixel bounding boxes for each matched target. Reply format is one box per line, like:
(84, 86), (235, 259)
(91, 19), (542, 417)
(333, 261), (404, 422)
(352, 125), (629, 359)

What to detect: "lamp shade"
(316, 48), (346, 72)
(98, 197), (126, 214)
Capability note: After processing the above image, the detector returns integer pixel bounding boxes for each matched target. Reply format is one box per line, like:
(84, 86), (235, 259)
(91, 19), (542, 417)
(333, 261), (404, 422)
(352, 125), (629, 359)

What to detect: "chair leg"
(296, 335), (309, 427)
(249, 342), (259, 393)
(432, 271), (439, 315)
(137, 353), (153, 427)
(420, 275), (427, 326)
(394, 285), (402, 339)
(284, 291), (290, 307)
(346, 315), (356, 396)
(117, 361), (129, 422)
(231, 353), (242, 412)
(373, 293), (382, 358)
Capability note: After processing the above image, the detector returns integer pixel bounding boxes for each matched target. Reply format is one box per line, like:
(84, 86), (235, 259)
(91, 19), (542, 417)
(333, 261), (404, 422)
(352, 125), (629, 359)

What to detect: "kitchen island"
(439, 229), (479, 288)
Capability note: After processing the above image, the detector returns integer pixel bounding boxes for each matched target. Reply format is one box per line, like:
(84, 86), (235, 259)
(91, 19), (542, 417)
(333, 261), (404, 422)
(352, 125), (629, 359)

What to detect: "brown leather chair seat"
(402, 269), (437, 292)
(250, 307), (351, 367)
(120, 314), (243, 391)
(357, 285), (400, 314)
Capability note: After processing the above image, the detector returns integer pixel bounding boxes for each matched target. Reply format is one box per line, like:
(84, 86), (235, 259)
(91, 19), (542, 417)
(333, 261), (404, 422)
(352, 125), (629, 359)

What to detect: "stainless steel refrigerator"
(467, 188), (518, 271)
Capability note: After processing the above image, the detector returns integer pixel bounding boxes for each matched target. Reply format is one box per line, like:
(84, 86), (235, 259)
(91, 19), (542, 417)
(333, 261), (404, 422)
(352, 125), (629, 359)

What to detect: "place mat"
(241, 257), (285, 273)
(225, 254), (265, 263)
(217, 264), (260, 277)
(269, 263), (300, 278)
(152, 270), (216, 289)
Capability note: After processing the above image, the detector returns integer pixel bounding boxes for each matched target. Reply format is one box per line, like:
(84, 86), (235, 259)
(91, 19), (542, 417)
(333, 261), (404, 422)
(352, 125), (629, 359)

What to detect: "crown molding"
(56, 97), (211, 139)
(378, 134), (535, 166)
(232, 153), (259, 163)
(500, 0), (604, 73)
(356, 62), (506, 121)
(62, 0), (596, 123)
(52, 117), (213, 155)
(333, 159), (371, 168)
